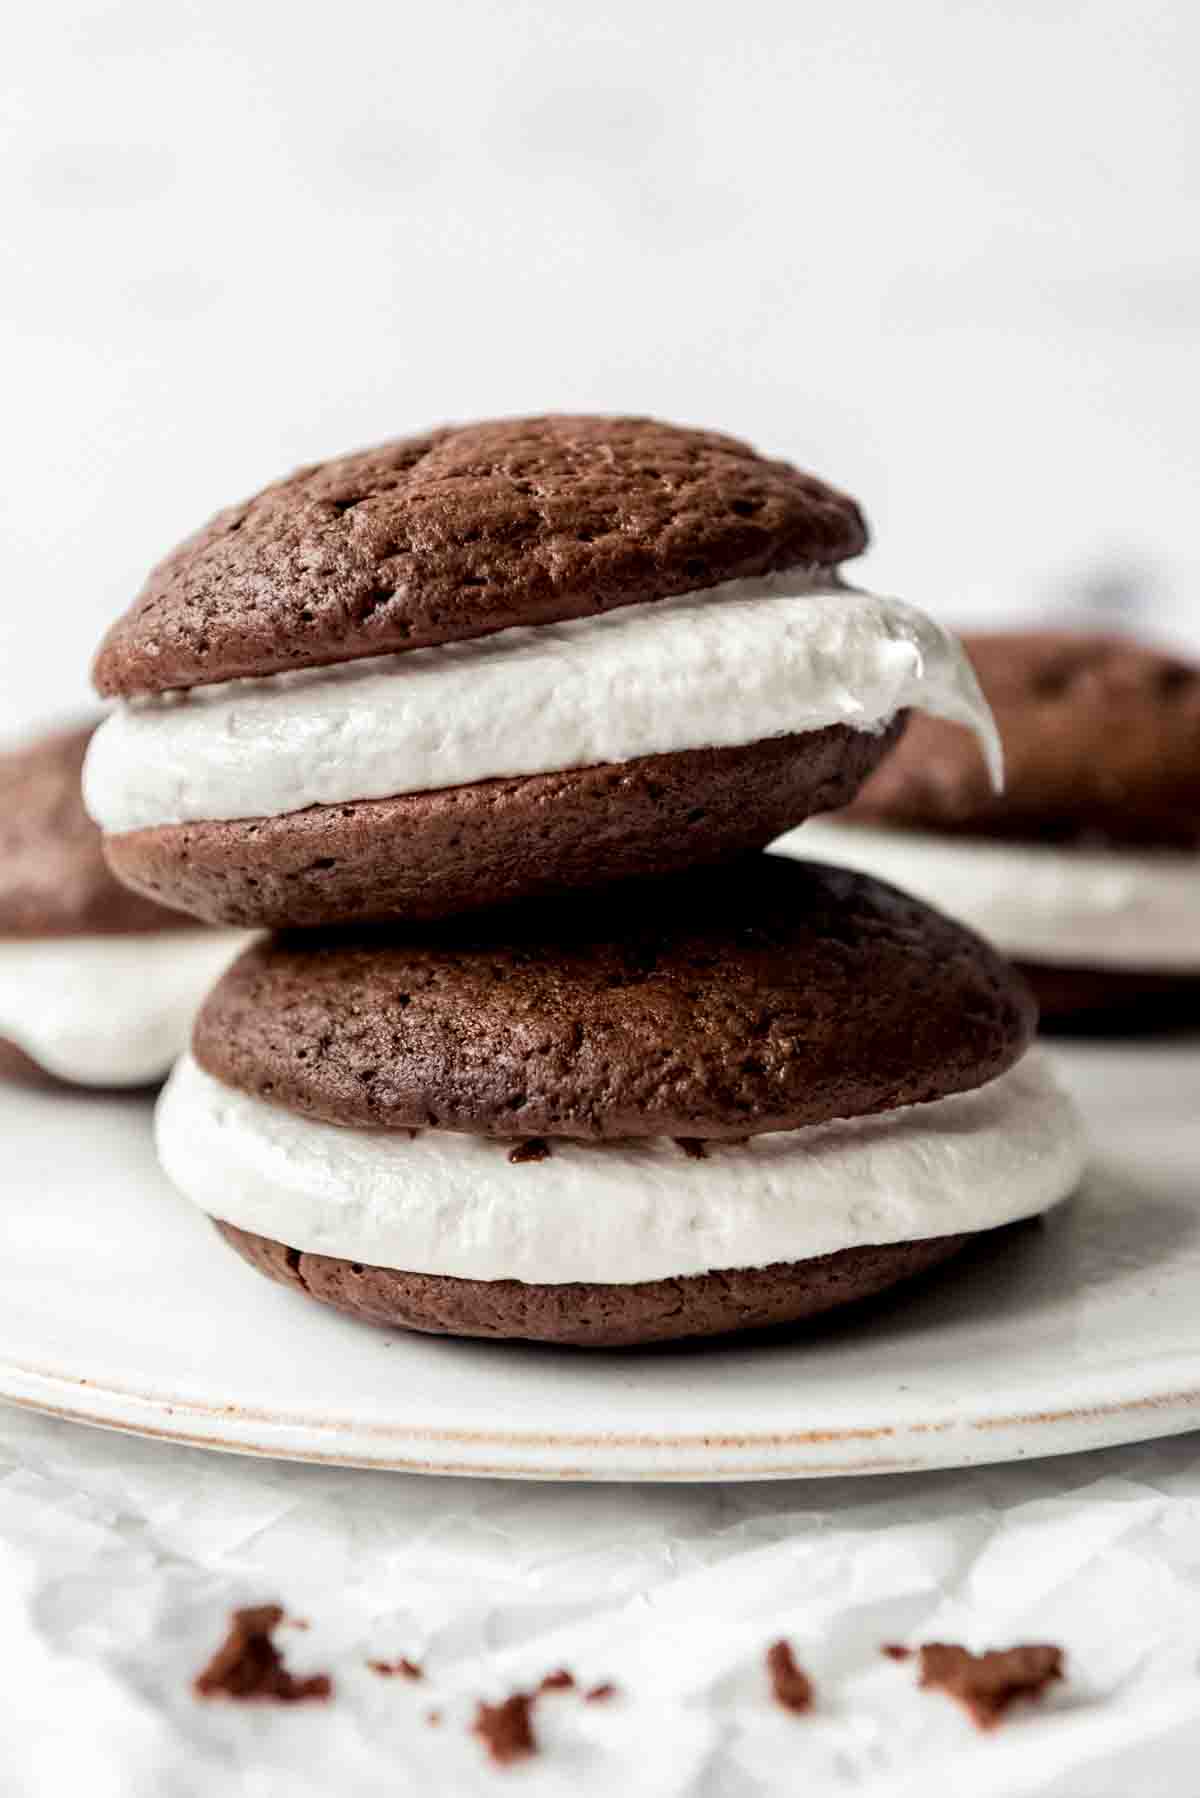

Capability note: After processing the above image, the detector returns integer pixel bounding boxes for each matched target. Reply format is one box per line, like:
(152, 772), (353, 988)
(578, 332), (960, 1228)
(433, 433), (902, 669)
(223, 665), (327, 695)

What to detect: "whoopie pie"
(84, 416), (996, 929)
(780, 632), (1200, 1029)
(156, 858), (1084, 1347)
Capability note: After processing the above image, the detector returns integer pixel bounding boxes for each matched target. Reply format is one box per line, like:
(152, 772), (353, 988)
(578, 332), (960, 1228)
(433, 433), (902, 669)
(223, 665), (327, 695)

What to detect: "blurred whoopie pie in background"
(0, 721), (247, 1089)
(775, 632), (1200, 1030)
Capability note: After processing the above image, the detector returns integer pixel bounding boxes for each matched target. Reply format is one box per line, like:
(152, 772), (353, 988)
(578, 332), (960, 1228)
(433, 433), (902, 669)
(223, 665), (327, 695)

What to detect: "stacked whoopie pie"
(0, 722), (245, 1090)
(779, 632), (1200, 1030)
(85, 417), (1085, 1346)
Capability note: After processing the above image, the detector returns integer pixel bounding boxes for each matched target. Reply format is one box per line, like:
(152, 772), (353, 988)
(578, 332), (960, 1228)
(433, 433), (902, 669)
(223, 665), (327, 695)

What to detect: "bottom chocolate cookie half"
(1019, 963), (1200, 1035)
(215, 1221), (973, 1348)
(103, 722), (903, 929)
(0, 1033), (165, 1094)
(0, 1036), (59, 1090)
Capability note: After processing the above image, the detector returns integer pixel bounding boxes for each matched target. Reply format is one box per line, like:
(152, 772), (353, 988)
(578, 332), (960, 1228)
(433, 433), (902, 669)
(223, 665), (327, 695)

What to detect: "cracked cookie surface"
(94, 415), (868, 696)
(193, 857), (1034, 1139)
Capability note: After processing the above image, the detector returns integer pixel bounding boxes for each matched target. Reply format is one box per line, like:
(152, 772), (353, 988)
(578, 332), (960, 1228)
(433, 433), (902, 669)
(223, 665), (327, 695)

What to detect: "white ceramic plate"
(0, 1039), (1197, 1480)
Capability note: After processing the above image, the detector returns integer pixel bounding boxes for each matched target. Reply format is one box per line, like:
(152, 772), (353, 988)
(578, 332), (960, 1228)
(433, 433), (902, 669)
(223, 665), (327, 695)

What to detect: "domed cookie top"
(194, 857), (1034, 1139)
(92, 415), (868, 696)
(0, 722), (181, 936)
(847, 632), (1200, 850)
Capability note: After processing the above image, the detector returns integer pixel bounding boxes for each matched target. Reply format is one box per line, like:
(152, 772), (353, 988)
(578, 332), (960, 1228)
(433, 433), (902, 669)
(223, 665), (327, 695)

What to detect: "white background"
(2, 0), (1199, 737)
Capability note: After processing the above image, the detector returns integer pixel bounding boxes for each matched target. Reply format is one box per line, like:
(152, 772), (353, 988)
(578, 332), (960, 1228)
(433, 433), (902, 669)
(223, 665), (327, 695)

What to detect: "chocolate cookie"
(85, 414), (995, 929)
(0, 721), (248, 1088)
(214, 1222), (975, 1349)
(0, 1037), (59, 1090)
(1012, 964), (1200, 1034)
(0, 722), (177, 938)
(847, 633), (1200, 850)
(93, 416), (868, 695)
(193, 859), (1033, 1138)
(103, 722), (900, 930)
(156, 859), (1083, 1347)
(778, 633), (1200, 1029)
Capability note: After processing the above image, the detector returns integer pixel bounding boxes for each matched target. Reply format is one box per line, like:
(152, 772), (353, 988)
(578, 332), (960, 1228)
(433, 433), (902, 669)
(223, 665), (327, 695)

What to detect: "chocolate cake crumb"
(426, 1708), (442, 1727)
(674, 1137), (708, 1160)
(916, 1642), (1064, 1730)
(368, 1656), (423, 1680)
(766, 1640), (814, 1714)
(585, 1682), (618, 1703)
(473, 1692), (537, 1765)
(538, 1668), (575, 1692)
(881, 1643), (912, 1661)
(508, 1138), (550, 1165)
(193, 1605), (332, 1704)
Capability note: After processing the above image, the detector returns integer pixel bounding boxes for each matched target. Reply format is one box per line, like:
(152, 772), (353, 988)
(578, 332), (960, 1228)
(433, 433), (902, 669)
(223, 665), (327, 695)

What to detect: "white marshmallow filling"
(84, 575), (1000, 833)
(157, 1049), (1084, 1287)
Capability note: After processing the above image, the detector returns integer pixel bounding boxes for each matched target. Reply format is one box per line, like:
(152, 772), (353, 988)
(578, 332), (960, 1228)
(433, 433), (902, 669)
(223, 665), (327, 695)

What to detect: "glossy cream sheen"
(83, 577), (1001, 831)
(0, 931), (249, 1087)
(775, 820), (1200, 971)
(157, 1051), (1084, 1285)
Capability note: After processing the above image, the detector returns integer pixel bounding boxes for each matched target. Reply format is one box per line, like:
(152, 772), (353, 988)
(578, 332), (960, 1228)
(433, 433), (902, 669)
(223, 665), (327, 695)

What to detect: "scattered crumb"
(915, 1642), (1065, 1730)
(538, 1668), (576, 1692)
(473, 1692), (537, 1765)
(766, 1640), (814, 1714)
(193, 1605), (332, 1704)
(881, 1643), (912, 1661)
(368, 1656), (423, 1681)
(426, 1708), (442, 1727)
(674, 1137), (708, 1160)
(508, 1138), (550, 1165)
(585, 1682), (618, 1703)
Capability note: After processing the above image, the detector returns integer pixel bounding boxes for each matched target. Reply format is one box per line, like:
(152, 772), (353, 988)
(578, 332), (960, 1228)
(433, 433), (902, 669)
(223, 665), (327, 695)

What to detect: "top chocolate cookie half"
(847, 632), (1200, 851)
(0, 722), (182, 936)
(194, 858), (1034, 1139)
(92, 416), (868, 696)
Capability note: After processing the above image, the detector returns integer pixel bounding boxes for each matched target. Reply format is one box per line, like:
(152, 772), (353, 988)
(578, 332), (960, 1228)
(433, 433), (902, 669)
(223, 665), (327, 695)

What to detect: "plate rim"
(5, 1350), (1200, 1480)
